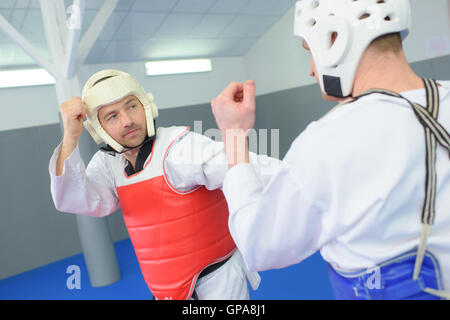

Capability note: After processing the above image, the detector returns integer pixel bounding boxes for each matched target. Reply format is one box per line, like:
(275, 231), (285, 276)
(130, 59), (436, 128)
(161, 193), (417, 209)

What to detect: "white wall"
(0, 84), (60, 132)
(244, 5), (313, 96)
(244, 0), (450, 96)
(403, 0), (450, 62)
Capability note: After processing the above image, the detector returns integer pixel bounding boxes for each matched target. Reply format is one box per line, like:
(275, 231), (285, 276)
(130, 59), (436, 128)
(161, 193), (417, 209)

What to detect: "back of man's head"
(370, 33), (403, 54)
(293, 0), (411, 98)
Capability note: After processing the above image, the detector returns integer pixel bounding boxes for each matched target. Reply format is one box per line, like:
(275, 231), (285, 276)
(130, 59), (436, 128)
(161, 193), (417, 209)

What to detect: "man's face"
(98, 95), (147, 148)
(302, 37), (343, 102)
(302, 39), (319, 82)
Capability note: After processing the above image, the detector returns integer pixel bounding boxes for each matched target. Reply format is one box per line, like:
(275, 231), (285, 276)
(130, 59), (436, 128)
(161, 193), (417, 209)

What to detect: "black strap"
(151, 256), (231, 300)
(198, 256), (230, 279)
(351, 79), (450, 290)
(353, 81), (450, 159)
(124, 137), (154, 176)
(352, 79), (450, 225)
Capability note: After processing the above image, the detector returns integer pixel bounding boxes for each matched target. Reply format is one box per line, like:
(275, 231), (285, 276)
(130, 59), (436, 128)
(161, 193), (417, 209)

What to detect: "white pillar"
(39, 0), (120, 287)
(54, 77), (121, 287)
(0, 0), (121, 287)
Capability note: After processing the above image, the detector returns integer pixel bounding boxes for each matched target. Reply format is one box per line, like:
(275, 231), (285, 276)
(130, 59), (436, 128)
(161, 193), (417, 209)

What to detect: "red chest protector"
(115, 126), (236, 300)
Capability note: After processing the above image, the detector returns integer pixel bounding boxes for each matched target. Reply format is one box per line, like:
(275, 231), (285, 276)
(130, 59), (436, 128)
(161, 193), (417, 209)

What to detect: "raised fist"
(59, 97), (86, 143)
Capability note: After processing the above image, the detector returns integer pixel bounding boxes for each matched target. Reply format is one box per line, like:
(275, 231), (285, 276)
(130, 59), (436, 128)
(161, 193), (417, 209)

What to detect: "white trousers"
(194, 250), (261, 300)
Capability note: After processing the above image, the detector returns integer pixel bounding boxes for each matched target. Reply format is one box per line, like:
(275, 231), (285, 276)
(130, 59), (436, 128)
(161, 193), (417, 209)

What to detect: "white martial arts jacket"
(49, 127), (280, 217)
(49, 126), (280, 298)
(223, 81), (450, 290)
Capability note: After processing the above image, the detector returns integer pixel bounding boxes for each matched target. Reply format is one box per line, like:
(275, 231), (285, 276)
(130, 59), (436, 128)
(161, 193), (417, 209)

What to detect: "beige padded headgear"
(82, 69), (159, 153)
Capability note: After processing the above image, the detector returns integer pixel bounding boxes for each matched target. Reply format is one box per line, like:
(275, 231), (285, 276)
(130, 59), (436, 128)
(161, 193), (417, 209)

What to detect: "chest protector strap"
(329, 79), (450, 299)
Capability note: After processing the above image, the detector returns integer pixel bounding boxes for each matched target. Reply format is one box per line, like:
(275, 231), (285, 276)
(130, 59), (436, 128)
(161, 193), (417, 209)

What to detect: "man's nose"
(120, 111), (133, 127)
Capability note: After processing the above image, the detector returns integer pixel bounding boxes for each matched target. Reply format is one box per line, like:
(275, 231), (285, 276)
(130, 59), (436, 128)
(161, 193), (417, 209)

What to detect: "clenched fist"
(56, 97), (87, 176)
(211, 80), (256, 135)
(60, 97), (86, 144)
(211, 80), (257, 167)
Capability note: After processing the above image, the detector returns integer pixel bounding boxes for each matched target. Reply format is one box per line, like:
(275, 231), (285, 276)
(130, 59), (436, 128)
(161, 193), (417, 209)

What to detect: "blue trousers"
(327, 249), (445, 300)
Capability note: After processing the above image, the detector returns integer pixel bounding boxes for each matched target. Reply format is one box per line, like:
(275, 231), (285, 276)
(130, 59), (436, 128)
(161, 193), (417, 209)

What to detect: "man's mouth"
(123, 128), (140, 138)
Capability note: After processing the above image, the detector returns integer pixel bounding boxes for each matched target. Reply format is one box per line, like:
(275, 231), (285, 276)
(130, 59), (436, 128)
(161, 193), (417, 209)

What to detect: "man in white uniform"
(211, 0), (450, 299)
(49, 69), (278, 300)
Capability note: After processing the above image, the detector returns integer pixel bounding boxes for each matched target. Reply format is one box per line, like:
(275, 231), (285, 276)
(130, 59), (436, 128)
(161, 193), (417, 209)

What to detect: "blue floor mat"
(0, 238), (334, 300)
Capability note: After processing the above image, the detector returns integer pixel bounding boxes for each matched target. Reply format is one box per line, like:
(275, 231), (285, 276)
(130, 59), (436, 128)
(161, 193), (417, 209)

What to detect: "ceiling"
(0, 0), (296, 68)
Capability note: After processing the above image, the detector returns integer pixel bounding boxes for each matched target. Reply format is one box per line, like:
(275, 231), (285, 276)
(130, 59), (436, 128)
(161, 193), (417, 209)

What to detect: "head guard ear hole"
(359, 12), (371, 20)
(310, 0), (319, 9)
(307, 18), (317, 27)
(329, 31), (339, 49)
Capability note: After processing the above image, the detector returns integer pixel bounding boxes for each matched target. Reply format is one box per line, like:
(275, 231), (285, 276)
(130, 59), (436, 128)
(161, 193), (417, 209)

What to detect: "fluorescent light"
(0, 68), (55, 88)
(145, 59), (212, 76)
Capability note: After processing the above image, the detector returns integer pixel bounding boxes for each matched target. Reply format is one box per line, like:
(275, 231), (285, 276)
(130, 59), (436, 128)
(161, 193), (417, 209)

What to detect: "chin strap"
(99, 135), (155, 156)
(99, 120), (157, 156)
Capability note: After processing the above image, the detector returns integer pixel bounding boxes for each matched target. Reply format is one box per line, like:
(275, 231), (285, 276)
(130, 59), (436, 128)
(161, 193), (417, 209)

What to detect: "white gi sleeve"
(221, 122), (342, 273)
(164, 131), (281, 191)
(49, 143), (120, 217)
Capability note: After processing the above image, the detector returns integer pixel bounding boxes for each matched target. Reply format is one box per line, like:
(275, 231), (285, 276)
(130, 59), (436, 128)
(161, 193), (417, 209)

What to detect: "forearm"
(164, 130), (279, 191)
(223, 162), (324, 271)
(223, 129), (250, 169)
(55, 137), (79, 176)
(223, 129), (282, 184)
(50, 144), (119, 217)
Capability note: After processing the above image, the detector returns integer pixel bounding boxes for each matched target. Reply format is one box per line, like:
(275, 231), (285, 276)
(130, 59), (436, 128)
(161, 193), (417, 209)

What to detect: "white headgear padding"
(82, 69), (159, 153)
(294, 0), (411, 97)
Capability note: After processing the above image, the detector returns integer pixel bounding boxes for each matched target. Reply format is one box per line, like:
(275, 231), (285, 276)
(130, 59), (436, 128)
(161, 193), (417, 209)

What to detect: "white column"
(40, 0), (120, 287)
(0, 0), (121, 287)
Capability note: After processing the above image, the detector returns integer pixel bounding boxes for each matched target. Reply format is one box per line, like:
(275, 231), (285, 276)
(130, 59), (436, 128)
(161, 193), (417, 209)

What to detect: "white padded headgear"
(82, 69), (158, 153)
(294, 0), (411, 97)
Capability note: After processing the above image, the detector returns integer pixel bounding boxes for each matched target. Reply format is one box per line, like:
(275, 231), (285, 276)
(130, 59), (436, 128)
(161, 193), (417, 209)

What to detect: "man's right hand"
(56, 97), (86, 176)
(60, 97), (86, 146)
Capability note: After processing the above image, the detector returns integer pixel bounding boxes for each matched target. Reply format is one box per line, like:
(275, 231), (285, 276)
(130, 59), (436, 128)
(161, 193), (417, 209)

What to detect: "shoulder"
(285, 93), (409, 168)
(437, 80), (450, 88)
(88, 149), (124, 173)
(90, 149), (111, 163)
(155, 126), (191, 147)
(168, 130), (224, 160)
(156, 125), (190, 136)
(437, 81), (450, 100)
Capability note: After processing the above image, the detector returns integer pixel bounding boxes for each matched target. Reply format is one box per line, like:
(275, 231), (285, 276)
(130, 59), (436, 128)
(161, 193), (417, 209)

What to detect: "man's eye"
(107, 114), (116, 121)
(129, 105), (136, 110)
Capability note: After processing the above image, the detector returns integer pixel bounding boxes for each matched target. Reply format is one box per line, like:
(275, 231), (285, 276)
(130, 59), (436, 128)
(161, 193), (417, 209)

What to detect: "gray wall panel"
(411, 58), (435, 79)
(0, 124), (81, 279)
(0, 124), (129, 279)
(430, 55), (450, 80)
